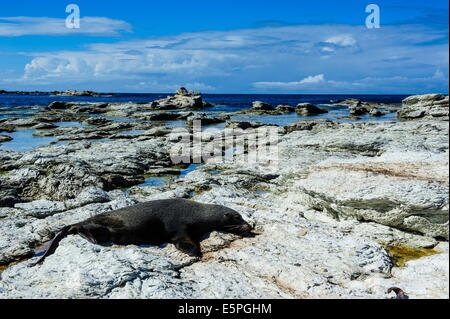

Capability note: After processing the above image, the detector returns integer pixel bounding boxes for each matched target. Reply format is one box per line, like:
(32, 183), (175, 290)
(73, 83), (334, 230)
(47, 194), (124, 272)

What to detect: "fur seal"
(35, 199), (253, 264)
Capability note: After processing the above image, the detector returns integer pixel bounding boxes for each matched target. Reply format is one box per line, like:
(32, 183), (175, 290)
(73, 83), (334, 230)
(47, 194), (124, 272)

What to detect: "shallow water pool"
(0, 129), (55, 151)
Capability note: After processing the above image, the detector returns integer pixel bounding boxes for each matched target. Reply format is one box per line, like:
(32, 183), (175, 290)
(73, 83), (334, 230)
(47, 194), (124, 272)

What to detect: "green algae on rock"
(384, 245), (439, 267)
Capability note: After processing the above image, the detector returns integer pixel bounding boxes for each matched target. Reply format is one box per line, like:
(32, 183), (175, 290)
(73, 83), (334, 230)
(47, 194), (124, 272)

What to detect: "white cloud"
(125, 81), (215, 92)
(324, 34), (357, 47)
(0, 16), (132, 36)
(253, 74), (325, 89)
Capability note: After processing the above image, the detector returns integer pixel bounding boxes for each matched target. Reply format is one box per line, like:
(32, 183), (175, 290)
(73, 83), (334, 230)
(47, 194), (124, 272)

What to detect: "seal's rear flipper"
(34, 226), (74, 265)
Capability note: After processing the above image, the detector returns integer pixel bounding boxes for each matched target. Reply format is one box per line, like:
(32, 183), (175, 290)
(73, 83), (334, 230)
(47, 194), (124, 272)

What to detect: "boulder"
(398, 94), (449, 121)
(369, 108), (385, 117)
(296, 103), (328, 116)
(0, 189), (20, 207)
(48, 101), (72, 110)
(349, 102), (371, 116)
(225, 120), (276, 130)
(275, 105), (295, 113)
(0, 134), (12, 143)
(187, 113), (226, 127)
(151, 88), (210, 110)
(337, 99), (398, 116)
(0, 123), (15, 133)
(252, 101), (274, 111)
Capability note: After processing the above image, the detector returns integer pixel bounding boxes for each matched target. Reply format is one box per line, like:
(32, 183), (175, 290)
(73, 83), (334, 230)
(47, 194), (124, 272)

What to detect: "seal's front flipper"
(173, 234), (201, 257)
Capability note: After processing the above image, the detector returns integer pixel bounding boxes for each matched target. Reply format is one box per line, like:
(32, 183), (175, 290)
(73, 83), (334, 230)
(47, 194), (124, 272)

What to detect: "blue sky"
(0, 0), (448, 93)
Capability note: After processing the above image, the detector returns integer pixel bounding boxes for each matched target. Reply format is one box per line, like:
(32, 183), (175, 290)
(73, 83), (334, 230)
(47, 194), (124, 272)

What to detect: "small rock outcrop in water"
(296, 103), (328, 116)
(251, 101), (274, 111)
(398, 94), (449, 121)
(52, 90), (104, 97)
(0, 134), (12, 143)
(186, 113), (227, 127)
(338, 99), (398, 117)
(150, 87), (212, 110)
(0, 90), (111, 96)
(275, 105), (295, 113)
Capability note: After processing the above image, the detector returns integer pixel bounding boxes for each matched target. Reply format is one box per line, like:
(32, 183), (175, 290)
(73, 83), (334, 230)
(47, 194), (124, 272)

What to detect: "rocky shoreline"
(0, 89), (112, 97)
(0, 90), (448, 299)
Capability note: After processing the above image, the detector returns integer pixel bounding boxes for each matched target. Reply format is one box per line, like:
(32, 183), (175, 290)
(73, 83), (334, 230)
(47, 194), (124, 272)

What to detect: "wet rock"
(349, 102), (371, 116)
(252, 101), (274, 111)
(151, 88), (210, 110)
(0, 123), (15, 133)
(187, 113), (226, 127)
(0, 189), (20, 207)
(337, 99), (399, 117)
(145, 167), (181, 176)
(296, 103), (328, 116)
(275, 105), (295, 113)
(56, 132), (109, 141)
(136, 112), (182, 121)
(102, 174), (144, 189)
(48, 101), (74, 110)
(339, 99), (365, 107)
(225, 120), (277, 130)
(284, 119), (337, 133)
(142, 127), (172, 137)
(398, 94), (449, 121)
(336, 115), (362, 120)
(369, 108), (385, 117)
(0, 134), (12, 143)
(81, 117), (113, 126)
(32, 123), (58, 130)
(48, 102), (109, 114)
(33, 111), (87, 123)
(176, 87), (195, 96)
(339, 99), (398, 110)
(5, 118), (40, 127)
(71, 103), (109, 114)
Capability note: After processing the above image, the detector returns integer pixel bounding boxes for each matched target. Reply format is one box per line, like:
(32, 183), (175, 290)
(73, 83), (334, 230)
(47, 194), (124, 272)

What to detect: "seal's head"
(217, 208), (253, 236)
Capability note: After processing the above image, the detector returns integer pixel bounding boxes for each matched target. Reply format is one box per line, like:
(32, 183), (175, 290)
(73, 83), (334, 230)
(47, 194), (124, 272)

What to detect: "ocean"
(0, 93), (407, 115)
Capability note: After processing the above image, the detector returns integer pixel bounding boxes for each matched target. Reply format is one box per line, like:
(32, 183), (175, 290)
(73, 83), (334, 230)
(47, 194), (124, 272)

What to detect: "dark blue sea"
(0, 93), (407, 116)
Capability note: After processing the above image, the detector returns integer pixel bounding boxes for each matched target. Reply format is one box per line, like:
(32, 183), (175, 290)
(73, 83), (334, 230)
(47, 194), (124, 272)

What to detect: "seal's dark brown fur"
(36, 199), (253, 264)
